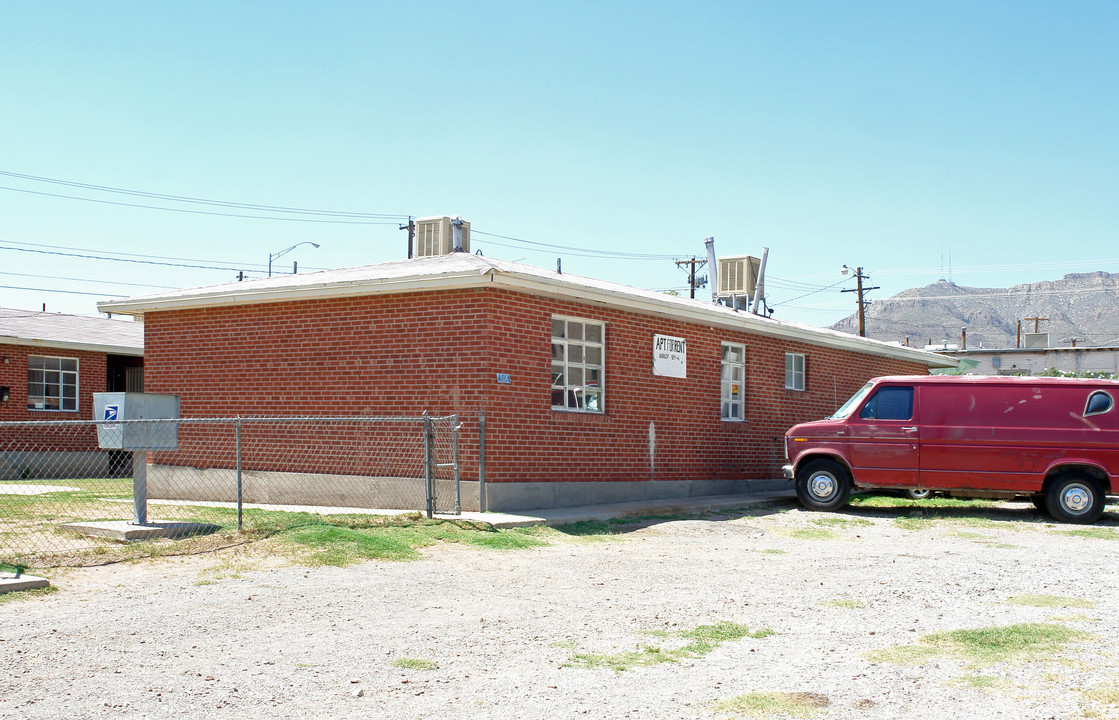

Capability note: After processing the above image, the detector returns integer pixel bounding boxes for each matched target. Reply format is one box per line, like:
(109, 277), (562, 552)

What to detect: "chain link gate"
(0, 414), (460, 568)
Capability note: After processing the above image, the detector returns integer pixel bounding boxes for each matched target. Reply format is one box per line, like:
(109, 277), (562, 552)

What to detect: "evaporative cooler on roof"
(414, 216), (470, 256)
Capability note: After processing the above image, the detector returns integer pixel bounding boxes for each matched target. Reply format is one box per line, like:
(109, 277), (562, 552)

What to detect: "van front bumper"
(782, 464), (795, 480)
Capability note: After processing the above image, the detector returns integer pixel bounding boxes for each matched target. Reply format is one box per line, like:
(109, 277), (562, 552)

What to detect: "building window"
(27, 355), (79, 411)
(784, 352), (806, 391)
(721, 343), (746, 421)
(551, 316), (604, 412)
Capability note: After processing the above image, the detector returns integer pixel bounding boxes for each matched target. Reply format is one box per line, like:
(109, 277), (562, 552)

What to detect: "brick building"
(0, 308), (143, 477)
(99, 254), (952, 511)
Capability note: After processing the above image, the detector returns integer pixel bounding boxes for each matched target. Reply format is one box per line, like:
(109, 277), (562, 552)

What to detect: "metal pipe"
(236, 417), (243, 531)
(478, 412), (487, 513)
(132, 450), (147, 525)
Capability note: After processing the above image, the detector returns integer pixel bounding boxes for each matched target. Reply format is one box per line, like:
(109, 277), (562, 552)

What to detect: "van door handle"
(901, 427), (918, 433)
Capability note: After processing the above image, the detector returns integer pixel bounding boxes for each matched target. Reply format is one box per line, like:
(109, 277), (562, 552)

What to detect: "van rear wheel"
(795, 460), (851, 512)
(1045, 475), (1105, 524)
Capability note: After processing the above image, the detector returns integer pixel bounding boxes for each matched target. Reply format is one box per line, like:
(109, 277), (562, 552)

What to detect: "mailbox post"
(93, 393), (180, 526)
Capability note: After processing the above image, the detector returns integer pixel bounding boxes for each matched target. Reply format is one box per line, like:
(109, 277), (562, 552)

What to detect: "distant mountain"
(829, 271), (1119, 349)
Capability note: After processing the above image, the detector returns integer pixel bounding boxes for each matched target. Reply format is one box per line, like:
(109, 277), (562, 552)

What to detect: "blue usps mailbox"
(93, 393), (180, 525)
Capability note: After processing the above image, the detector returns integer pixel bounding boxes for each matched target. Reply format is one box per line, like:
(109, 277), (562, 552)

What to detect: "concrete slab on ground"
(0, 484), (80, 495)
(0, 572), (50, 594)
(60, 521), (220, 542)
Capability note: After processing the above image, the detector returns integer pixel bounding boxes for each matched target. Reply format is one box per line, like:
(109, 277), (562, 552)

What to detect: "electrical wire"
(1, 239), (261, 270)
(0, 185), (406, 225)
(0, 244), (251, 272)
(473, 230), (678, 260)
(0, 270), (176, 290)
(0, 284), (126, 298)
(0, 169), (411, 220)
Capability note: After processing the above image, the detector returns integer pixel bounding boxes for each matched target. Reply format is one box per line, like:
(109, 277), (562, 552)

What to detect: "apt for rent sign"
(653, 334), (687, 378)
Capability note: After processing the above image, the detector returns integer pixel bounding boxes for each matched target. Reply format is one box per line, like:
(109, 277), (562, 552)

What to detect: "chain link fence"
(0, 414), (460, 569)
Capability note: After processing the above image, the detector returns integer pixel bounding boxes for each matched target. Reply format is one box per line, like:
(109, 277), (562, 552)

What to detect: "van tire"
(795, 460), (851, 512)
(1046, 475), (1105, 524)
(905, 488), (933, 500)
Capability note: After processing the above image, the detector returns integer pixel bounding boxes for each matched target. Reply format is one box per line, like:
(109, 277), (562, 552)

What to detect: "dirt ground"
(3, 498), (1119, 719)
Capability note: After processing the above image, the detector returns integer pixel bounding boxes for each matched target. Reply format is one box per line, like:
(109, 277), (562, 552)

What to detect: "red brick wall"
(0, 344), (107, 451)
(142, 287), (929, 484)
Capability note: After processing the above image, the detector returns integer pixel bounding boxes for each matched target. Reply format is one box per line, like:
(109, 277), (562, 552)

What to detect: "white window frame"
(551, 315), (605, 413)
(720, 342), (746, 421)
(785, 352), (806, 392)
(27, 355), (79, 412)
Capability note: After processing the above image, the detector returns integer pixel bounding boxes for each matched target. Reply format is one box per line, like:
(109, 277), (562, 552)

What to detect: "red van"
(783, 375), (1119, 523)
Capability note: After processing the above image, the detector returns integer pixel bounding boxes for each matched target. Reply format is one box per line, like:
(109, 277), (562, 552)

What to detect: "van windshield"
(830, 381), (876, 420)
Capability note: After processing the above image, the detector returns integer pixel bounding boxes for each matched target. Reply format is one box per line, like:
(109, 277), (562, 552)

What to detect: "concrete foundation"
(482, 477), (790, 512)
(147, 465), (479, 513)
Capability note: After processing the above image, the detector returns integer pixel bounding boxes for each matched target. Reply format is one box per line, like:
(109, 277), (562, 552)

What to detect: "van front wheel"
(1046, 475), (1105, 524)
(795, 460), (851, 512)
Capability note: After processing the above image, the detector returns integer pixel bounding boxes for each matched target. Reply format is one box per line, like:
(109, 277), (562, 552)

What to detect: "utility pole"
(400, 217), (416, 259)
(840, 266), (879, 338)
(675, 256), (707, 299)
(1024, 316), (1049, 333)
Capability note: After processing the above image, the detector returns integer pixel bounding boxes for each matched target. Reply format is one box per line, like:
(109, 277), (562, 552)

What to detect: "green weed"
(869, 623), (1091, 667)
(712, 691), (829, 717)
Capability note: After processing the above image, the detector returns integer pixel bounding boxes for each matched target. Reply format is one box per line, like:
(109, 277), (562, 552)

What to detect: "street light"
(269, 242), (320, 277)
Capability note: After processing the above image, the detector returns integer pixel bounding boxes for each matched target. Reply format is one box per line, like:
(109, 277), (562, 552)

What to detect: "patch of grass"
(462, 527), (548, 550)
(761, 549), (787, 555)
(1058, 527), (1119, 541)
(0, 584), (58, 604)
(952, 531), (989, 539)
(777, 527), (839, 541)
(993, 544), (1023, 549)
(951, 674), (1014, 690)
(850, 494), (1000, 510)
(821, 598), (866, 609)
(712, 691), (829, 718)
(566, 621), (774, 672)
(868, 623), (1092, 667)
(808, 517), (872, 528)
(391, 657), (437, 670)
(1007, 594), (1095, 609)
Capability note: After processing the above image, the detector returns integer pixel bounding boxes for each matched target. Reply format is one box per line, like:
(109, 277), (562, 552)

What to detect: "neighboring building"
(99, 254), (953, 511)
(0, 308), (144, 477)
(937, 344), (1119, 376)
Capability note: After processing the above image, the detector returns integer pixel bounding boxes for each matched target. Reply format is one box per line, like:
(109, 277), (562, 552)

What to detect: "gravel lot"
(3, 498), (1119, 719)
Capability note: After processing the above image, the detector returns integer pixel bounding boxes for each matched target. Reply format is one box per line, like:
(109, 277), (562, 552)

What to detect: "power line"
(0, 169), (411, 220)
(473, 230), (678, 260)
(0, 244), (253, 272)
(0, 284), (126, 298)
(0, 185), (407, 226)
(1, 239), (265, 269)
(0, 270), (176, 290)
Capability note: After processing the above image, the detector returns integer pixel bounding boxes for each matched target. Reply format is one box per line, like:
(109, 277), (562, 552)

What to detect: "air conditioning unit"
(414, 216), (470, 257)
(716, 255), (761, 297)
(1023, 332), (1050, 349)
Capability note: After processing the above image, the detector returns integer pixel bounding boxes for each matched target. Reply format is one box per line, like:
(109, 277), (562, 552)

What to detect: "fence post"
(235, 417), (243, 531)
(423, 413), (434, 519)
(477, 412), (486, 513)
(452, 415), (461, 515)
(132, 450), (147, 525)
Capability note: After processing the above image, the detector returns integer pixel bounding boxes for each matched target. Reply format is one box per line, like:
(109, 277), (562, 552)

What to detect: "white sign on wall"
(653, 334), (687, 378)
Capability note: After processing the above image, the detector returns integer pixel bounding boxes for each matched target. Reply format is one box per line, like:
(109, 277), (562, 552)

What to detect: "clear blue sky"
(2, 2), (1116, 329)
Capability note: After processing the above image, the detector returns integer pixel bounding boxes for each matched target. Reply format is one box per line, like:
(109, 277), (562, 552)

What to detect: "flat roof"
(98, 253), (953, 368)
(0, 308), (143, 356)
